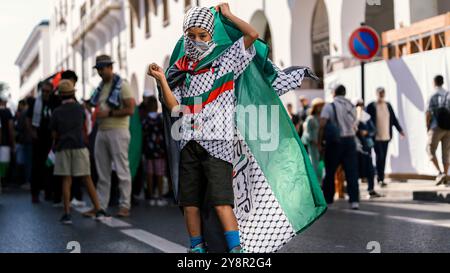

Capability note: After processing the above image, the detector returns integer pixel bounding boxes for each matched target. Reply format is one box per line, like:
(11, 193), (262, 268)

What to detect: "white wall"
(325, 47), (450, 176)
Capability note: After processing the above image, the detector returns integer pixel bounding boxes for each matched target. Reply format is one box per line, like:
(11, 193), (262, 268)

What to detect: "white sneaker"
(71, 199), (87, 208)
(149, 199), (156, 206)
(351, 202), (360, 210)
(156, 198), (168, 207)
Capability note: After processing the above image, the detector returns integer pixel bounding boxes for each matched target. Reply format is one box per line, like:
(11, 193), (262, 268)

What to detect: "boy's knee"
(184, 206), (200, 214)
(214, 205), (232, 213)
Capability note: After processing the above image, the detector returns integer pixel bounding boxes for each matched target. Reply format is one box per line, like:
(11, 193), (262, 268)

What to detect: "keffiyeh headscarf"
(183, 7), (216, 61)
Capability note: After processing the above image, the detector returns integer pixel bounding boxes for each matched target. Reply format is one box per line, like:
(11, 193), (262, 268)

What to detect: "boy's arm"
(147, 64), (180, 111)
(216, 3), (259, 49)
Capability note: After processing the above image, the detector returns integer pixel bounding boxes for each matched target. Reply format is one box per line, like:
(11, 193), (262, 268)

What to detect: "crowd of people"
(0, 51), (448, 251)
(0, 3), (449, 254)
(293, 75), (450, 209)
(0, 54), (174, 225)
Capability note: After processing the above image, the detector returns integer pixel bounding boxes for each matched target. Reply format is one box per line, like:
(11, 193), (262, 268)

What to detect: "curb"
(413, 190), (450, 204)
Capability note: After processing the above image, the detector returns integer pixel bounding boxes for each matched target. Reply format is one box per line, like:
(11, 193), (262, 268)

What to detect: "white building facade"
(43, 0), (450, 103)
(15, 21), (52, 101)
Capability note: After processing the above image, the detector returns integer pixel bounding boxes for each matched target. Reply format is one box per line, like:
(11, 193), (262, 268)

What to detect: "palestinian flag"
(162, 9), (327, 253)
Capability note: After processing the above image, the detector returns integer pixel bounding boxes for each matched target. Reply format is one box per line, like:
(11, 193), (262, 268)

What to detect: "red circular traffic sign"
(349, 26), (380, 61)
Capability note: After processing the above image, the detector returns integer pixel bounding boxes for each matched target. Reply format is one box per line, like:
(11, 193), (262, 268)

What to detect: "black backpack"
(324, 103), (341, 145)
(436, 92), (450, 130)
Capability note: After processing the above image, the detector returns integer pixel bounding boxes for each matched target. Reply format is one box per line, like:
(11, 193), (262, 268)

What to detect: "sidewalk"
(361, 180), (450, 204)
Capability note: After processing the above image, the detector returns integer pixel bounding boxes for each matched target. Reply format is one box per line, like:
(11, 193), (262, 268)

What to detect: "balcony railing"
(382, 12), (450, 60)
(72, 0), (122, 45)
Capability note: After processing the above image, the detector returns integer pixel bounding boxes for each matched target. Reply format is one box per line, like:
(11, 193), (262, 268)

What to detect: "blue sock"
(224, 230), (240, 250)
(190, 236), (204, 248)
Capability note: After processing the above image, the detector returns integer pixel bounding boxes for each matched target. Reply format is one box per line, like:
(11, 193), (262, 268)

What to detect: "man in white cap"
(89, 55), (136, 217)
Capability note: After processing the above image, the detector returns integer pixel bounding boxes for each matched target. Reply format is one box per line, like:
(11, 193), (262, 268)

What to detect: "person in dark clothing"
(366, 87), (405, 187)
(299, 96), (310, 122)
(142, 96), (167, 206)
(355, 99), (383, 199)
(60, 70), (85, 206)
(0, 94), (15, 184)
(28, 81), (55, 203)
(318, 85), (360, 209)
(15, 99), (33, 187)
(51, 80), (108, 224)
(131, 93), (152, 205)
(287, 103), (301, 137)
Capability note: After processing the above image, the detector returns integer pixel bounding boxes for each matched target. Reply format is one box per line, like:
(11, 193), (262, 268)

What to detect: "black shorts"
(179, 141), (234, 208)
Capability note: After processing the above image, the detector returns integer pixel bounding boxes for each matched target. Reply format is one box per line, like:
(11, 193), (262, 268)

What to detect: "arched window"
(185, 0), (192, 11)
(311, 0), (329, 88)
(163, 0), (170, 27)
(129, 8), (135, 47)
(144, 0), (151, 37)
(250, 11), (273, 60)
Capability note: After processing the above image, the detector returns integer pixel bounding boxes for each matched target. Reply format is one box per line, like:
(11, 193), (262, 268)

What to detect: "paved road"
(1, 187), (449, 253)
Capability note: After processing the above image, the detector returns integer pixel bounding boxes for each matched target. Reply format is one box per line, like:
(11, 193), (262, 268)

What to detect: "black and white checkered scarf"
(183, 7), (216, 61)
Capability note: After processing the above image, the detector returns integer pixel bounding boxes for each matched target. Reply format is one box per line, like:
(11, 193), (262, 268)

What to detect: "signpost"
(348, 25), (381, 103)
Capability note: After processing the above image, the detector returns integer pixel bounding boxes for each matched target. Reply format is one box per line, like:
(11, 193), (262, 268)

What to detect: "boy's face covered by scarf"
(183, 7), (216, 62)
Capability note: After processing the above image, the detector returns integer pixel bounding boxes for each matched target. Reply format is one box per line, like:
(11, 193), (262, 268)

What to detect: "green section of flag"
(129, 108), (143, 179)
(236, 62), (327, 232)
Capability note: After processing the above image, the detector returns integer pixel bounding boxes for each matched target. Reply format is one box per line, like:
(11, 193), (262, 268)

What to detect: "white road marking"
(74, 207), (132, 227)
(73, 207), (185, 252)
(341, 209), (380, 216)
(386, 215), (436, 225)
(99, 217), (132, 228)
(365, 202), (450, 213)
(121, 229), (186, 253)
(333, 206), (450, 230)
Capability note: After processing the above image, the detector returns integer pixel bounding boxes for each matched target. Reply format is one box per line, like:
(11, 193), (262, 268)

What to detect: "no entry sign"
(349, 26), (380, 61)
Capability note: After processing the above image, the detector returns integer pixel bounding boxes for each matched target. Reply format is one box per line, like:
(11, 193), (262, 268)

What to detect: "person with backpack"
(318, 85), (360, 209)
(426, 75), (450, 186)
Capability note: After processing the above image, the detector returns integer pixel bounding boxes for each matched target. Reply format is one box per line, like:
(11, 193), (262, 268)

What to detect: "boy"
(148, 4), (259, 253)
(51, 80), (109, 224)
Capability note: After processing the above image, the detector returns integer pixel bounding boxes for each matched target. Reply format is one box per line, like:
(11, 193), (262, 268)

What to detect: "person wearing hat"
(89, 54), (136, 217)
(366, 87), (404, 188)
(302, 98), (325, 182)
(51, 80), (109, 224)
